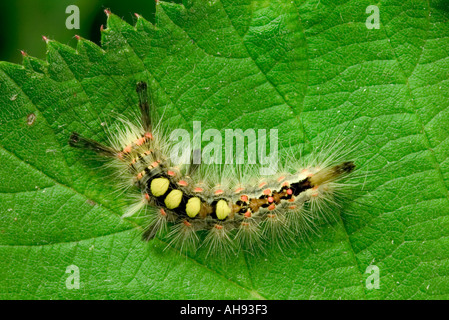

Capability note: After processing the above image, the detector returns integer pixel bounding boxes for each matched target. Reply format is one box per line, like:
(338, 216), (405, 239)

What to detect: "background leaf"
(1, 0), (449, 299)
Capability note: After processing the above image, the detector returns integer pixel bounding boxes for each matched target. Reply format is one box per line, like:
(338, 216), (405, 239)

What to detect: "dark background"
(0, 0), (181, 64)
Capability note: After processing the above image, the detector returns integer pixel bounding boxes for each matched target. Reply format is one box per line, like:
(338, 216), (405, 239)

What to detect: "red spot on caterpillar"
(268, 204), (276, 211)
(144, 193), (150, 201)
(167, 170), (176, 176)
(160, 208), (166, 216)
(214, 189), (224, 195)
(194, 187), (203, 193)
(244, 210), (251, 218)
(214, 224), (223, 230)
(288, 197), (295, 202)
(287, 189), (293, 195)
(178, 180), (188, 187)
(268, 196), (274, 203)
(240, 195), (248, 202)
(263, 189), (271, 195)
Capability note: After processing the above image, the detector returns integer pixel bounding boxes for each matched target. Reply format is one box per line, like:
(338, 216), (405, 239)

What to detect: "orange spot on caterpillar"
(263, 189), (271, 195)
(288, 197), (295, 202)
(214, 189), (224, 195)
(287, 189), (293, 195)
(214, 224), (223, 230)
(117, 152), (124, 160)
(194, 187), (203, 193)
(240, 195), (249, 202)
(289, 205), (297, 210)
(123, 145), (132, 153)
(183, 220), (191, 227)
(178, 180), (188, 187)
(241, 222), (249, 226)
(144, 193), (150, 201)
(150, 161), (159, 168)
(160, 208), (166, 216)
(135, 137), (146, 146)
(268, 196), (274, 203)
(234, 187), (245, 193)
(145, 132), (153, 140)
(302, 169), (314, 177)
(136, 172), (144, 180)
(267, 214), (276, 218)
(282, 182), (290, 187)
(244, 210), (251, 218)
(258, 182), (267, 188)
(167, 170), (176, 176)
(277, 176), (285, 182)
(268, 204), (276, 211)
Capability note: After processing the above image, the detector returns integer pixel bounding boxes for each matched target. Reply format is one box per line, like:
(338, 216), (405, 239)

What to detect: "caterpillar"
(69, 81), (359, 256)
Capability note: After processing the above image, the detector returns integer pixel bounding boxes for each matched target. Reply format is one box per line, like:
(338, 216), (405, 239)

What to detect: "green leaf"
(1, 0), (449, 299)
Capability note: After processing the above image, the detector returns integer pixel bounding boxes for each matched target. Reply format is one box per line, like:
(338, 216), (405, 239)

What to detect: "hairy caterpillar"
(69, 80), (360, 257)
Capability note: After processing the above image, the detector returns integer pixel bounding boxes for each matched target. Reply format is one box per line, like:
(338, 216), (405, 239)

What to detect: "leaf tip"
(104, 9), (111, 16)
(42, 35), (50, 43)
